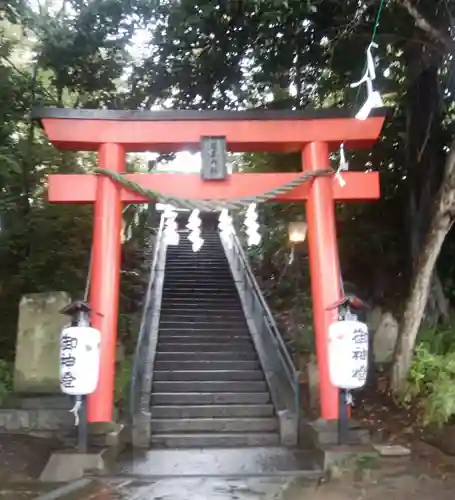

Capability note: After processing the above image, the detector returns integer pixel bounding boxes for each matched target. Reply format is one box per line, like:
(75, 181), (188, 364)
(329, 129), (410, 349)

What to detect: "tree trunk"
(391, 139), (455, 393)
(391, 219), (450, 392)
(403, 41), (448, 325)
(391, 0), (455, 394)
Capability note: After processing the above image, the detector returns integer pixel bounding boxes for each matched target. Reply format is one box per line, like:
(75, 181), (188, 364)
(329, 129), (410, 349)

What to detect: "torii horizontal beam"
(33, 107), (387, 152)
(48, 171), (380, 203)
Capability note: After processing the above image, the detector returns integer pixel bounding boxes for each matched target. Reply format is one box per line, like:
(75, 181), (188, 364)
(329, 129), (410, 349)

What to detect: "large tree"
(134, 0), (455, 392)
(390, 0), (455, 392)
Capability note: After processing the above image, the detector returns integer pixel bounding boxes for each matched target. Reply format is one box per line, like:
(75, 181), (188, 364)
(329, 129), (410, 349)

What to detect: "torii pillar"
(33, 108), (386, 423)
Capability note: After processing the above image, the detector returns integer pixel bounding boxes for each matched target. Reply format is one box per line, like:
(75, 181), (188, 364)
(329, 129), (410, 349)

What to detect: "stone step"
(163, 283), (235, 289)
(173, 246), (223, 251)
(150, 432), (280, 448)
(166, 266), (228, 271)
(169, 253), (224, 258)
(160, 308), (243, 315)
(167, 254), (224, 259)
(151, 417), (278, 433)
(167, 246), (223, 250)
(166, 261), (227, 266)
(155, 351), (258, 361)
(153, 380), (267, 393)
(158, 335), (250, 343)
(157, 342), (255, 352)
(166, 256), (226, 261)
(168, 239), (221, 245)
(165, 270), (233, 274)
(164, 270), (232, 275)
(151, 392), (270, 405)
(160, 301), (242, 310)
(159, 319), (246, 327)
(164, 280), (235, 289)
(162, 294), (239, 301)
(154, 360), (261, 371)
(168, 238), (222, 243)
(166, 260), (229, 269)
(165, 273), (231, 278)
(167, 239), (222, 245)
(151, 404), (274, 419)
(159, 322), (247, 330)
(163, 279), (235, 285)
(159, 312), (246, 320)
(161, 296), (241, 303)
(159, 317), (245, 325)
(159, 323), (248, 330)
(154, 370), (264, 382)
(159, 328), (250, 336)
(163, 283), (235, 290)
(169, 239), (222, 243)
(164, 271), (233, 277)
(166, 255), (228, 260)
(162, 289), (238, 295)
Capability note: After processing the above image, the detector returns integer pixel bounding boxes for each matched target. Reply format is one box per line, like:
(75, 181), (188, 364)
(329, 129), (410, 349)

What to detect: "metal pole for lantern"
(60, 300), (92, 454)
(331, 294), (370, 445)
(338, 388), (351, 445)
(338, 279), (349, 445)
(337, 301), (350, 445)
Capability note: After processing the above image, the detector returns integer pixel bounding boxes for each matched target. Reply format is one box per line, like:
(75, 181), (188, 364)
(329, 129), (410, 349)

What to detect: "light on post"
(288, 221), (308, 244)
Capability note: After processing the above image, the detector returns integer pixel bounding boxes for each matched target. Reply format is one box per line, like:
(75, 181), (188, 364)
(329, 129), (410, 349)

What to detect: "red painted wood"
(87, 144), (124, 423)
(304, 142), (341, 420)
(41, 116), (386, 152)
(48, 172), (380, 203)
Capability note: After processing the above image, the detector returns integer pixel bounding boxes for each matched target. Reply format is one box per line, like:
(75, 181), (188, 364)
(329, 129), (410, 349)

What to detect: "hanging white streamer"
(350, 42), (383, 120)
(69, 396), (82, 426)
(187, 209), (204, 252)
(335, 143), (349, 187)
(163, 205), (180, 245)
(289, 246), (295, 265)
(243, 203), (261, 247)
(218, 209), (234, 249)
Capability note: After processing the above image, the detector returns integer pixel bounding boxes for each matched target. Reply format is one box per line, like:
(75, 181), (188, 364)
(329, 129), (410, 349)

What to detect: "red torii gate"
(34, 108), (386, 424)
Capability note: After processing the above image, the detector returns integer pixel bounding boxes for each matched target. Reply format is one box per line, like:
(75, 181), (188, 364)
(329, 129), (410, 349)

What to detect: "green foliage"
(114, 357), (133, 410)
(406, 322), (455, 426)
(0, 360), (13, 404)
(0, 1), (154, 358)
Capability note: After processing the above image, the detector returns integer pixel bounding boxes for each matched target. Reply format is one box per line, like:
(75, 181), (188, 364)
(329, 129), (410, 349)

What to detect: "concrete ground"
(114, 447), (320, 476)
(2, 436), (455, 499)
(30, 467), (455, 500)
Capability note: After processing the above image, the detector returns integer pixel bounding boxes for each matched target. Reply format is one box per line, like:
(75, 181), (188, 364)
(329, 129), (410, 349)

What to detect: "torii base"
(40, 450), (106, 483)
(40, 423), (125, 482)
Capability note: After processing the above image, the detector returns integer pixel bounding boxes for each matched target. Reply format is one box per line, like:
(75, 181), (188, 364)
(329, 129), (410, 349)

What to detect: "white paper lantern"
(59, 325), (101, 396)
(328, 320), (369, 390)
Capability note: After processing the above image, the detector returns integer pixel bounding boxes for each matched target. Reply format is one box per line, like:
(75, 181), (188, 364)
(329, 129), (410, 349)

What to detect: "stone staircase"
(150, 228), (280, 448)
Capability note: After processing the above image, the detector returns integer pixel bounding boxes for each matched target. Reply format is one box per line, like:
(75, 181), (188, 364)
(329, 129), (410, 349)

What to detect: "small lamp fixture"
(288, 221), (308, 244)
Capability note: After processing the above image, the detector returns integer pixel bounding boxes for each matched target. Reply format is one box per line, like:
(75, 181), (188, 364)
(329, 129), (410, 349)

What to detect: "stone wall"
(14, 292), (71, 393)
(0, 408), (73, 436)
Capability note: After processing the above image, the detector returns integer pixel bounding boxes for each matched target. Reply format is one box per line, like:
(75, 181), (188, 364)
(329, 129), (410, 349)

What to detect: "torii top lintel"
(32, 107), (388, 153)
